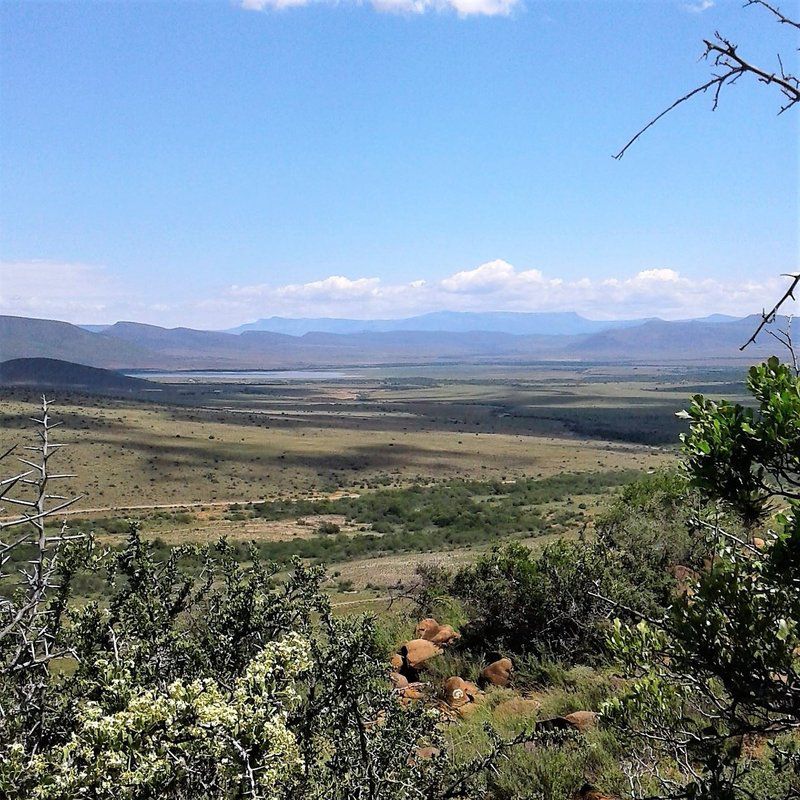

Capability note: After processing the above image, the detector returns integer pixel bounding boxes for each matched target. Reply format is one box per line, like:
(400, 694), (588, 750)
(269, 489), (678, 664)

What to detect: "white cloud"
(241, 0), (519, 17)
(0, 261), (125, 321)
(1, 258), (792, 329)
(210, 260), (791, 324)
(684, 0), (714, 13)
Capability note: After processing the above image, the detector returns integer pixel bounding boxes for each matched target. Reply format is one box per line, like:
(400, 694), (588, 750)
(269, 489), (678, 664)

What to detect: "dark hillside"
(0, 358), (152, 392)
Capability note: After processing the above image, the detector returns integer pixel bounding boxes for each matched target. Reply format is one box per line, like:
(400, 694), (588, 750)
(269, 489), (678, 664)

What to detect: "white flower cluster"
(17, 634), (313, 799)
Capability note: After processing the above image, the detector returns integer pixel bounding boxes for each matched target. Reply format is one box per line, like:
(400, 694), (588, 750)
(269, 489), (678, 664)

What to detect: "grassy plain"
(1, 362), (749, 594)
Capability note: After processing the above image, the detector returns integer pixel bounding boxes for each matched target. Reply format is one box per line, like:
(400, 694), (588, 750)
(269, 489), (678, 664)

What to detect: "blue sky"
(1, 0), (797, 327)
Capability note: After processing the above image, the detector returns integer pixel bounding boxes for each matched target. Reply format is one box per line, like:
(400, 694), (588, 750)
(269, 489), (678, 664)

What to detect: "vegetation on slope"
(1, 358), (798, 798)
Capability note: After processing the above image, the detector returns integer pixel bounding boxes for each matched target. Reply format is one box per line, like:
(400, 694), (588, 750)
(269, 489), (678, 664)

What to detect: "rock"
(457, 701), (480, 718)
(538, 710), (599, 734)
(414, 745), (440, 760)
(752, 536), (766, 550)
(415, 618), (441, 640)
(562, 710), (599, 733)
(670, 564), (698, 597)
(401, 639), (443, 669)
(430, 624), (460, 646)
(399, 684), (425, 702)
(389, 671), (409, 689)
(480, 657), (513, 687)
(415, 618), (460, 646)
(443, 676), (480, 708)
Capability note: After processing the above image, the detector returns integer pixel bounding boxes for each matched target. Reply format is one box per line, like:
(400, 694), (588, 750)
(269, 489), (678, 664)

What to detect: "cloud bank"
(0, 258), (789, 329)
(241, 0), (519, 17)
(216, 259), (785, 323)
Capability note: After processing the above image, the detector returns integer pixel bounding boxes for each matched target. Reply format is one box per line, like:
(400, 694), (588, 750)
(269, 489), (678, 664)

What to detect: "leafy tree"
(606, 360), (800, 799)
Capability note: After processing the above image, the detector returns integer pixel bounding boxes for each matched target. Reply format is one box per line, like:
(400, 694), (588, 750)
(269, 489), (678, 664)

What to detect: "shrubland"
(0, 357), (798, 798)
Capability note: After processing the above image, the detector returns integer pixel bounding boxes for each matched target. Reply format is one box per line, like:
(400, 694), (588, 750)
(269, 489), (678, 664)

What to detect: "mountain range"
(223, 311), (738, 337)
(0, 312), (779, 372)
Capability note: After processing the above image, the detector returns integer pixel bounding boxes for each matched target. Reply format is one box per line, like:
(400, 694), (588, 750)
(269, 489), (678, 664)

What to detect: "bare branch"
(615, 3), (799, 159)
(740, 273), (800, 349)
(744, 0), (800, 30)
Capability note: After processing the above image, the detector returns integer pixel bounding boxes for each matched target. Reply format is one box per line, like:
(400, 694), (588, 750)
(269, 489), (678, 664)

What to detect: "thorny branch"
(0, 396), (84, 675)
(614, 2), (799, 160)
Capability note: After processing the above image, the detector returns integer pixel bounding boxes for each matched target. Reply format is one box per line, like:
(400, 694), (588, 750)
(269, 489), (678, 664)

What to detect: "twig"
(740, 273), (800, 350)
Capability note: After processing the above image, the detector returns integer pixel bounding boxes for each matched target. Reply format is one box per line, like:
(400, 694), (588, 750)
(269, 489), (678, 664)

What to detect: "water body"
(126, 369), (363, 382)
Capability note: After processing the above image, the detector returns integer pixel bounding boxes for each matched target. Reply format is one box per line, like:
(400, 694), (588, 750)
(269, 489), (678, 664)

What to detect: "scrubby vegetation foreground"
(1, 357), (799, 799)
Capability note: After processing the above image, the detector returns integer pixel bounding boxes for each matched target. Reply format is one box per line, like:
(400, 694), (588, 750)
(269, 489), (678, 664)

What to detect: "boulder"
(443, 676), (480, 708)
(538, 710), (599, 734)
(415, 618), (441, 640)
(562, 710), (599, 733)
(430, 624), (460, 646)
(399, 684), (425, 702)
(389, 671), (409, 689)
(415, 618), (460, 646)
(414, 746), (440, 760)
(480, 657), (513, 687)
(401, 639), (443, 669)
(670, 564), (698, 597)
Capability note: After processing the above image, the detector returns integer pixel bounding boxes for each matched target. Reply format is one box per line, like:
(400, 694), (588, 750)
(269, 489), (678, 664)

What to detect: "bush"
(0, 527), (525, 799)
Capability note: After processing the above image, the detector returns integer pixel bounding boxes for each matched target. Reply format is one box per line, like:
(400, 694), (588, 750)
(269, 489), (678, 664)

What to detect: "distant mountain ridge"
(0, 313), (781, 373)
(225, 311), (739, 337)
(227, 311), (648, 336)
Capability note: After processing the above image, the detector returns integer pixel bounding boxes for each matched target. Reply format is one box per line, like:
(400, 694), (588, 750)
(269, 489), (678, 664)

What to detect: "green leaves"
(680, 358), (800, 525)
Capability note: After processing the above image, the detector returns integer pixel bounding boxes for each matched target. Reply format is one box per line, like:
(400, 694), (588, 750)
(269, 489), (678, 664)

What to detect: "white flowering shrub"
(1, 527), (518, 799)
(24, 633), (311, 800)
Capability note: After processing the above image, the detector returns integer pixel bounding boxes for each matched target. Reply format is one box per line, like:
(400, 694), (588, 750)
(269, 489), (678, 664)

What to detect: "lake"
(125, 369), (363, 382)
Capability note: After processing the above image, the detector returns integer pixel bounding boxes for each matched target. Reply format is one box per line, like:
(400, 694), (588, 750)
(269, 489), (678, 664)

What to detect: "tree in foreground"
(606, 357), (800, 798)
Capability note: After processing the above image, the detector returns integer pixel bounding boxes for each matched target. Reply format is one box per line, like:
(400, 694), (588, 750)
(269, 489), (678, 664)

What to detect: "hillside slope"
(0, 315), (164, 369)
(1, 314), (781, 369)
(0, 358), (152, 391)
(568, 315), (779, 361)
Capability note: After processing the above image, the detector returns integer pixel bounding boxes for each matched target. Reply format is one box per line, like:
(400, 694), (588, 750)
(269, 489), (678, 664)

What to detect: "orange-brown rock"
(399, 684), (425, 702)
(401, 639), (443, 669)
(538, 710), (599, 734)
(443, 676), (480, 708)
(389, 671), (409, 689)
(562, 710), (599, 732)
(670, 564), (698, 597)
(752, 536), (766, 550)
(480, 657), (513, 687)
(457, 701), (480, 718)
(415, 618), (441, 640)
(430, 624), (460, 646)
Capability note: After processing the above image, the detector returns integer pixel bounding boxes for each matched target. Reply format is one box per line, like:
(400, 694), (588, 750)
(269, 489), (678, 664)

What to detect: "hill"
(0, 358), (152, 391)
(568, 315), (780, 361)
(0, 315), (164, 369)
(1, 313), (782, 370)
